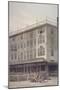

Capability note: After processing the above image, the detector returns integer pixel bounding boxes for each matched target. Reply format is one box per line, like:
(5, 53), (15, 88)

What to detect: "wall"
(46, 24), (58, 62)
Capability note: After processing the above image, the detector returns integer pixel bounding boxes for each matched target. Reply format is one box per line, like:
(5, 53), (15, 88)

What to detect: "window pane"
(38, 46), (45, 56)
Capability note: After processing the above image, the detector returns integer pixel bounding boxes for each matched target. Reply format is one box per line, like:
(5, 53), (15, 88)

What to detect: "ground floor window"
(9, 63), (47, 73)
(48, 64), (58, 72)
(41, 65), (45, 71)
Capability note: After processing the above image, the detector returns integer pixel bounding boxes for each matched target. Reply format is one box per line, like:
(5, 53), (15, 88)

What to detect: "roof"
(9, 18), (57, 37)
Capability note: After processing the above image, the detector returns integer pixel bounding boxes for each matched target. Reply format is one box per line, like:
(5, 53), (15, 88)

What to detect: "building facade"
(9, 20), (58, 81)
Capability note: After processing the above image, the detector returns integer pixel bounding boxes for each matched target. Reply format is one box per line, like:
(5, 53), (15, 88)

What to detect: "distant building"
(9, 19), (58, 81)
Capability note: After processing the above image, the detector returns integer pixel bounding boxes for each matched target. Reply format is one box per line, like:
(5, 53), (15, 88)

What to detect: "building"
(9, 18), (58, 81)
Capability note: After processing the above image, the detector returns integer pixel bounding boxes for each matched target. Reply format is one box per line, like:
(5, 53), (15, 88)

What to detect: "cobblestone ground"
(9, 76), (58, 88)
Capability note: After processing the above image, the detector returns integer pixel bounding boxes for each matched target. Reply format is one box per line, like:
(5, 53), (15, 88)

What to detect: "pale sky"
(9, 2), (58, 32)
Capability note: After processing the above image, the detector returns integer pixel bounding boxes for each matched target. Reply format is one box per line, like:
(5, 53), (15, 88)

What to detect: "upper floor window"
(50, 28), (54, 56)
(40, 30), (43, 33)
(21, 34), (23, 40)
(27, 40), (29, 47)
(30, 40), (33, 48)
(38, 28), (45, 34)
(51, 48), (54, 56)
(15, 53), (17, 59)
(38, 46), (45, 56)
(34, 39), (36, 46)
(12, 37), (15, 41)
(18, 44), (19, 49)
(11, 54), (13, 60)
(51, 28), (54, 34)
(24, 51), (26, 60)
(30, 50), (33, 59)
(21, 42), (23, 48)
(27, 50), (29, 59)
(38, 35), (45, 44)
(10, 44), (17, 51)
(30, 31), (33, 38)
(34, 49), (36, 58)
(24, 42), (26, 48)
(18, 55), (20, 60)
(21, 52), (23, 60)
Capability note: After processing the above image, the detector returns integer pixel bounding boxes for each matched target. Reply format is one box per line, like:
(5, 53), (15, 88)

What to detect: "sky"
(9, 2), (58, 33)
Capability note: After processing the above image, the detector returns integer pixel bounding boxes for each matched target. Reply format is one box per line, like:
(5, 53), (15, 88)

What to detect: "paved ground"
(9, 77), (58, 88)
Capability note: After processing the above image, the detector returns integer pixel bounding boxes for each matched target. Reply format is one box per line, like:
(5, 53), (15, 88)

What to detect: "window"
(15, 53), (17, 59)
(51, 48), (54, 56)
(21, 43), (23, 48)
(21, 52), (23, 60)
(42, 35), (45, 42)
(30, 50), (33, 59)
(33, 31), (36, 38)
(38, 28), (44, 34)
(41, 65), (45, 71)
(40, 30), (43, 33)
(34, 39), (36, 46)
(21, 34), (23, 40)
(14, 45), (17, 51)
(24, 42), (26, 48)
(38, 35), (45, 44)
(27, 50), (29, 59)
(24, 51), (26, 60)
(30, 40), (33, 48)
(11, 54), (13, 60)
(11, 45), (13, 51)
(51, 28), (54, 56)
(18, 44), (19, 49)
(10, 65), (17, 72)
(11, 44), (17, 51)
(11, 53), (16, 60)
(27, 40), (29, 47)
(34, 49), (36, 58)
(12, 37), (15, 41)
(18, 54), (20, 60)
(38, 46), (45, 56)
(51, 28), (54, 34)
(30, 31), (33, 38)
